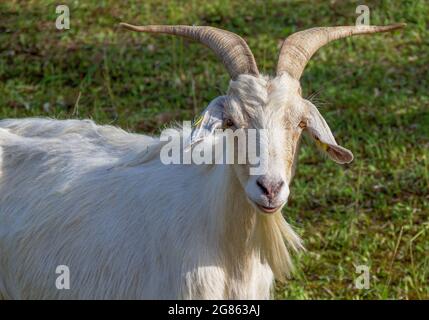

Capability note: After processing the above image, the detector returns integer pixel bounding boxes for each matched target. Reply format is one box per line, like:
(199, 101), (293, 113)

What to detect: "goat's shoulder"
(0, 117), (148, 140)
(0, 117), (161, 173)
(0, 117), (155, 152)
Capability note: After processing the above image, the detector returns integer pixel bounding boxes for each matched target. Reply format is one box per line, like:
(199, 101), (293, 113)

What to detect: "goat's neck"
(196, 164), (300, 284)
(202, 165), (258, 261)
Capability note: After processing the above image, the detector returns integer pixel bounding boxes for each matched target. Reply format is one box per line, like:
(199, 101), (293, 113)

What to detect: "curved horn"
(277, 23), (406, 80)
(120, 23), (259, 79)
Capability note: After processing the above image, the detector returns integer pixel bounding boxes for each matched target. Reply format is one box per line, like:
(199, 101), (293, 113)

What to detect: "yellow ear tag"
(193, 115), (204, 128)
(316, 139), (329, 151)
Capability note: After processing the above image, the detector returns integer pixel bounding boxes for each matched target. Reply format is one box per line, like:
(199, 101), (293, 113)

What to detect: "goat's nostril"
(256, 178), (270, 196)
(256, 177), (284, 199)
(274, 180), (285, 193)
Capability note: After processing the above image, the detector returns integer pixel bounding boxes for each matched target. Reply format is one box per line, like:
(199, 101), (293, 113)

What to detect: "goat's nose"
(256, 177), (285, 200)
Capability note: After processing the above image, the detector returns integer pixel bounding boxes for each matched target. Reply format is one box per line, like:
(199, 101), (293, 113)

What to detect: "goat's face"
(192, 73), (353, 214)
(121, 22), (403, 213)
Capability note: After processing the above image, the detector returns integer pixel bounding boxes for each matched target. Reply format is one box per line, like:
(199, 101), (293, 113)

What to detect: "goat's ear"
(189, 96), (227, 146)
(303, 100), (354, 164)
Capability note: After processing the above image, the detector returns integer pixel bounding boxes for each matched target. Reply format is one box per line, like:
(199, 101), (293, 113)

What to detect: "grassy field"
(0, 0), (428, 299)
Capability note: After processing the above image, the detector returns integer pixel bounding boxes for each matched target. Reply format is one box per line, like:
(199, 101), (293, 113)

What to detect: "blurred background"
(0, 0), (427, 299)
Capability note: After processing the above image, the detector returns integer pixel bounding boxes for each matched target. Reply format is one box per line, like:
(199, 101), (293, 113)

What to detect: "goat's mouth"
(255, 203), (282, 214)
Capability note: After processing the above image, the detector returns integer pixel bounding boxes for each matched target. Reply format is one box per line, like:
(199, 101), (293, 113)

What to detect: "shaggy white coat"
(0, 75), (303, 299)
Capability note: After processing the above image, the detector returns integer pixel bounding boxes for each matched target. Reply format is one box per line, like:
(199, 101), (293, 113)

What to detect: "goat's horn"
(276, 23), (406, 80)
(120, 23), (259, 80)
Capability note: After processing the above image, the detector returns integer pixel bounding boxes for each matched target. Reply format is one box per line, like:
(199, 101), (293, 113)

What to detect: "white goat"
(0, 23), (404, 299)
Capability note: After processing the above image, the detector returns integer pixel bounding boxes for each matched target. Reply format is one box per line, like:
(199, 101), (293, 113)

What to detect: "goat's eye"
(223, 118), (234, 129)
(298, 121), (307, 129)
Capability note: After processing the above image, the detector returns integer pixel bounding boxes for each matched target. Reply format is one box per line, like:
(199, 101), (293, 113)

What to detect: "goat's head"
(121, 23), (404, 214)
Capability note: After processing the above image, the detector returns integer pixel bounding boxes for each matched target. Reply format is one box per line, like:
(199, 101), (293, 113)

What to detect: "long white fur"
(0, 75), (303, 299)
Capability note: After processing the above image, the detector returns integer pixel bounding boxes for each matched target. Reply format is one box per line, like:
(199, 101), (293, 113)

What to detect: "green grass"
(1, 0), (428, 299)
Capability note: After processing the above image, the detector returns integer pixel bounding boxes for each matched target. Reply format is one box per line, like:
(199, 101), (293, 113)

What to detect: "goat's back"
(0, 118), (178, 299)
(0, 118), (273, 299)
